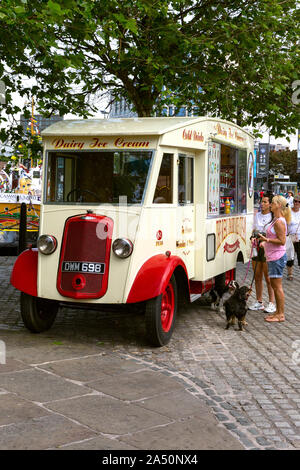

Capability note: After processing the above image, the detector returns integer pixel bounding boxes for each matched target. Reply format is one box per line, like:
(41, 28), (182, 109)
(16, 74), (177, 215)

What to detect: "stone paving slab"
(7, 341), (105, 364)
(0, 254), (300, 450)
(88, 370), (183, 401)
(59, 436), (138, 450)
(0, 393), (51, 426)
(0, 358), (32, 373)
(0, 368), (90, 402)
(118, 416), (243, 450)
(134, 389), (216, 420)
(0, 414), (96, 450)
(39, 355), (145, 382)
(45, 394), (173, 435)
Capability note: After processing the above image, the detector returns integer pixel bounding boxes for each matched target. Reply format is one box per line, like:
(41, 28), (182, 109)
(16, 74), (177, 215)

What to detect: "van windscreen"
(45, 150), (153, 204)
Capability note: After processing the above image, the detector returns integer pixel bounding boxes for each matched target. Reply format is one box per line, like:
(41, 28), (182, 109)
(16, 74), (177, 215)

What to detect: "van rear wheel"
(145, 275), (177, 347)
(20, 292), (59, 333)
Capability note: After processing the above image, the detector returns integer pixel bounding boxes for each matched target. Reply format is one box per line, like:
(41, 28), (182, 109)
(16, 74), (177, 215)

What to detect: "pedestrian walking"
(286, 195), (300, 280)
(286, 191), (294, 208)
(249, 193), (276, 314)
(258, 195), (291, 323)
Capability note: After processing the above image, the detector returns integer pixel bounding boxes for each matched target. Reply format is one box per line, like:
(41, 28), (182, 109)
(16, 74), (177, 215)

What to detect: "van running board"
(190, 294), (202, 302)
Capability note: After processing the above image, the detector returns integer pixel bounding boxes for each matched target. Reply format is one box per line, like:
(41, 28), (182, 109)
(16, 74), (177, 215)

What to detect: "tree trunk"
(116, 71), (158, 117)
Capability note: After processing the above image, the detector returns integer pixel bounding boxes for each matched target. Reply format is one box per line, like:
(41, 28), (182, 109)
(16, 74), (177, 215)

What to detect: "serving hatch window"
(45, 150), (153, 204)
(208, 143), (247, 216)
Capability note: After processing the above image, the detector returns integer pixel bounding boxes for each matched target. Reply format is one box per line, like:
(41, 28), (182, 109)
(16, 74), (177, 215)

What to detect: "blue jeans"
(267, 253), (287, 278)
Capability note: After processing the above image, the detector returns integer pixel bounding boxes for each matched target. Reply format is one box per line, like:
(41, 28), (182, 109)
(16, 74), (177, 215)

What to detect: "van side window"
(219, 145), (247, 214)
(178, 155), (194, 204)
(237, 149), (247, 213)
(153, 153), (173, 203)
(220, 145), (237, 214)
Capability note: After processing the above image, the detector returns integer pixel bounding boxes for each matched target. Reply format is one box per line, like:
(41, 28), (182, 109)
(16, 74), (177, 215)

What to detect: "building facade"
(109, 96), (198, 119)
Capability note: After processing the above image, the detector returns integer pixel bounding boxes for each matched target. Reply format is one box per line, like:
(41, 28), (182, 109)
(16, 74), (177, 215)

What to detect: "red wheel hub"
(161, 281), (175, 332)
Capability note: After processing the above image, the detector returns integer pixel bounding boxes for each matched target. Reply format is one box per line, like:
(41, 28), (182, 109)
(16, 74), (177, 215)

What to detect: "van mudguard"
(126, 254), (188, 303)
(10, 248), (38, 297)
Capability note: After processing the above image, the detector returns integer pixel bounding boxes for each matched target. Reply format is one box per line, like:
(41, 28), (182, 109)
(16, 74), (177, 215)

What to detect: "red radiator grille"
(57, 214), (113, 299)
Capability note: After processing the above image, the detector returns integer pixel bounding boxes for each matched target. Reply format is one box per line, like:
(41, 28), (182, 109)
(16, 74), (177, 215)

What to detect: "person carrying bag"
(286, 196), (300, 280)
(285, 234), (295, 263)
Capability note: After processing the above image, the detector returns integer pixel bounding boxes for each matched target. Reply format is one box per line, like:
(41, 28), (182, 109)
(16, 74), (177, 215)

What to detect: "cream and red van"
(11, 117), (254, 346)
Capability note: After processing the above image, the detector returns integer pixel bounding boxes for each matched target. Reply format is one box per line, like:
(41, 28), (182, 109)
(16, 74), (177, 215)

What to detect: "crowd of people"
(249, 190), (300, 323)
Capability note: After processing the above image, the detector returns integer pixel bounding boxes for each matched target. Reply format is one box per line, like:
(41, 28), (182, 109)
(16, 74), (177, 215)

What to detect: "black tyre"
(20, 292), (59, 333)
(145, 275), (177, 347)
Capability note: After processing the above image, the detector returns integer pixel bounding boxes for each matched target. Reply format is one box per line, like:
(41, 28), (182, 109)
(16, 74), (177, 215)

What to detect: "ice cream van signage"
(223, 239), (240, 253)
(182, 128), (204, 142)
(51, 137), (150, 150)
(216, 217), (246, 253)
(214, 124), (246, 144)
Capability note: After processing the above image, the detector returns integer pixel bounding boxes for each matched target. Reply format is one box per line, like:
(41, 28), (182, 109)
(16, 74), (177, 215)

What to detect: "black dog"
(210, 280), (239, 312)
(223, 283), (251, 331)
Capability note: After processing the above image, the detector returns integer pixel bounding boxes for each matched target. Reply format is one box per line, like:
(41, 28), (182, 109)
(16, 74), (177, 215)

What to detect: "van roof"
(41, 116), (253, 137)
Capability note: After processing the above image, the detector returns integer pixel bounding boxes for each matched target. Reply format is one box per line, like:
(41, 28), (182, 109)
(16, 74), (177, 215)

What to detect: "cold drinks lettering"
(182, 129), (204, 142)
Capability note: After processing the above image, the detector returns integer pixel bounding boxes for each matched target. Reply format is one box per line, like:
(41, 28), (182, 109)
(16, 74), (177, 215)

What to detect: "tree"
(0, 0), (299, 148)
(269, 150), (300, 185)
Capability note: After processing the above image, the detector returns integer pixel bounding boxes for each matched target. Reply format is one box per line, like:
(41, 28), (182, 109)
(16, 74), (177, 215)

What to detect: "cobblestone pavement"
(0, 254), (300, 450)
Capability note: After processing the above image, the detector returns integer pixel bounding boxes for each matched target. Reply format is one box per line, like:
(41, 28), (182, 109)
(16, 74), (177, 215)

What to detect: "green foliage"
(0, 0), (299, 147)
(269, 150), (300, 184)
(0, 131), (42, 166)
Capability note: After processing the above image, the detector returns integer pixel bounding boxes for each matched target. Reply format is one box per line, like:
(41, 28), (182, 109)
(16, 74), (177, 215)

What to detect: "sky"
(258, 131), (297, 150)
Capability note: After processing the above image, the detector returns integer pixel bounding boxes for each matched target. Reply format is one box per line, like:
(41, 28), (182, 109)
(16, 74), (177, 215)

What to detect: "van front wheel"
(145, 275), (177, 347)
(20, 292), (59, 333)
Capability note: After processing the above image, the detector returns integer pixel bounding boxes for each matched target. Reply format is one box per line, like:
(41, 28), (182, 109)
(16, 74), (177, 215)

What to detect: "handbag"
(251, 238), (258, 258)
(290, 233), (299, 243)
(289, 220), (300, 243)
(286, 235), (295, 261)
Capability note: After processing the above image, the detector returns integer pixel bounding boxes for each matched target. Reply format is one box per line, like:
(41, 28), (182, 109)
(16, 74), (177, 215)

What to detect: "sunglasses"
(294, 200), (300, 203)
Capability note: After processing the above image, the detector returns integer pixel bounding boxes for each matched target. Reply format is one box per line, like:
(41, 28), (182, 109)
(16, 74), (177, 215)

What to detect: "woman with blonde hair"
(258, 195), (291, 323)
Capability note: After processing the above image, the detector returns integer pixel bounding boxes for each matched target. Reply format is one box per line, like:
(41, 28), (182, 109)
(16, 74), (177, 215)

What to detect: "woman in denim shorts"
(267, 254), (287, 279)
(249, 193), (275, 313)
(258, 195), (291, 323)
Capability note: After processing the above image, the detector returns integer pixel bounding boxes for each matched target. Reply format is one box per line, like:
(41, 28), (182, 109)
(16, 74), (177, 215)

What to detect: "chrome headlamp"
(37, 234), (57, 255)
(112, 238), (133, 258)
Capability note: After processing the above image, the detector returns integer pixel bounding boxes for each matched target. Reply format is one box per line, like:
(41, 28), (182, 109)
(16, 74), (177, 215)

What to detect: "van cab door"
(176, 153), (195, 278)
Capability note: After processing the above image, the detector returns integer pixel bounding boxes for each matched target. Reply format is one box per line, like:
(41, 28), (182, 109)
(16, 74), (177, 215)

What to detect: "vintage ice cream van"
(10, 117), (254, 346)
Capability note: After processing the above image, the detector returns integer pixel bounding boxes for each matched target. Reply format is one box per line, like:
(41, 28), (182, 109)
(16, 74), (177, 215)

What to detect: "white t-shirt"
(253, 212), (272, 233)
(288, 209), (300, 236)
(286, 196), (294, 208)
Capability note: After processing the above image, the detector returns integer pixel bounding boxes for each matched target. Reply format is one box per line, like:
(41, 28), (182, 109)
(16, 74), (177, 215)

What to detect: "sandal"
(287, 275), (293, 281)
(264, 314), (285, 322)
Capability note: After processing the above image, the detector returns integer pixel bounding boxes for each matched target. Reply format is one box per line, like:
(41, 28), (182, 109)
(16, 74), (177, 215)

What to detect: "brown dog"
(209, 280), (239, 312)
(223, 283), (251, 331)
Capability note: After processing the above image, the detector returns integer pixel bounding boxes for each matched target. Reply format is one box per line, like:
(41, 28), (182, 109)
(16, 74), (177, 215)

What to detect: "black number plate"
(62, 261), (105, 274)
